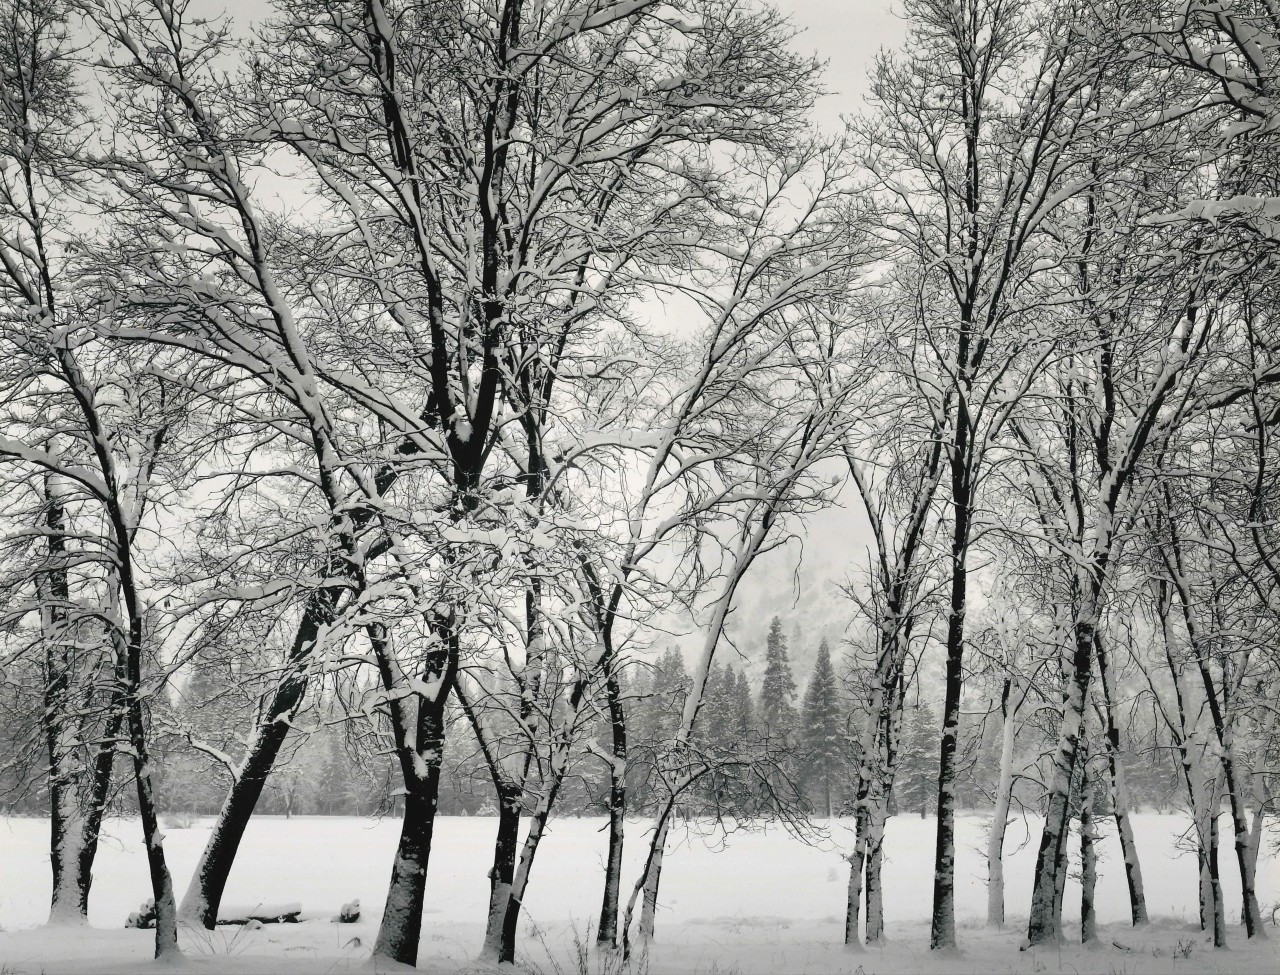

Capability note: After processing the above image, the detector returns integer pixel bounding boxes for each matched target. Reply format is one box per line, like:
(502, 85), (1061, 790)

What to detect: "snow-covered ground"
(0, 812), (1275, 973)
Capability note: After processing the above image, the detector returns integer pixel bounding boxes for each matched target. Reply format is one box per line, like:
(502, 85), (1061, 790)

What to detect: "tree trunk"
(865, 801), (887, 944)
(1052, 810), (1069, 937)
(373, 763), (441, 966)
(179, 595), (334, 927)
(639, 821), (667, 944)
(1207, 793), (1227, 948)
(1096, 632), (1147, 926)
(1080, 763), (1097, 946)
(844, 801), (869, 947)
(929, 580), (966, 950)
(597, 668), (627, 947)
(986, 680), (1018, 928)
(494, 774), (569, 964)
(482, 792), (522, 959)
(119, 619), (179, 960)
(1221, 743), (1266, 939)
(1026, 613), (1094, 947)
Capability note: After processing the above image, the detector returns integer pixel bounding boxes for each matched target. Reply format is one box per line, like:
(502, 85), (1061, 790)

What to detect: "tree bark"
(1080, 761), (1097, 945)
(1095, 632), (1148, 926)
(986, 679), (1018, 928)
(597, 669), (628, 946)
(373, 763), (442, 965)
(178, 595), (333, 928)
(638, 819), (667, 944)
(844, 802), (869, 947)
(930, 451), (970, 951)
(372, 613), (455, 968)
(482, 791), (522, 959)
(1027, 612), (1094, 947)
(865, 803), (887, 943)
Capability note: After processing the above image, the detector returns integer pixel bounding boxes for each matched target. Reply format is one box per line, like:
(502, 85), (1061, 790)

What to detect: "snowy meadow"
(1, 812), (1277, 974)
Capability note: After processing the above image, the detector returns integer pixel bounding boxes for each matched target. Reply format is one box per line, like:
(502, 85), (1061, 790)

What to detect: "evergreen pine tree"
(732, 668), (756, 740)
(800, 639), (843, 817)
(896, 702), (941, 818)
(759, 616), (797, 742)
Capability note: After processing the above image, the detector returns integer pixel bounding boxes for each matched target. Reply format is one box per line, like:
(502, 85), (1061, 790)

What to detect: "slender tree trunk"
(1096, 632), (1147, 926)
(638, 820), (667, 944)
(987, 680), (1018, 928)
(1221, 743), (1266, 938)
(495, 773), (569, 964)
(118, 620), (178, 960)
(930, 578), (965, 949)
(1080, 762), (1097, 945)
(1208, 791), (1227, 948)
(1246, 778), (1268, 884)
(597, 668), (627, 947)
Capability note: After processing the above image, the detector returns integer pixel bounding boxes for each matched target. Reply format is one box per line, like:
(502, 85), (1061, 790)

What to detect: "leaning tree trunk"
(1095, 632), (1148, 926)
(491, 757), (572, 964)
(179, 593), (336, 928)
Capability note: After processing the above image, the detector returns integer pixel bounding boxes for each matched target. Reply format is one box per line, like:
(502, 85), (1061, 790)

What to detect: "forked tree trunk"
(491, 767), (571, 964)
(49, 708), (124, 924)
(844, 801), (870, 947)
(1027, 613), (1094, 947)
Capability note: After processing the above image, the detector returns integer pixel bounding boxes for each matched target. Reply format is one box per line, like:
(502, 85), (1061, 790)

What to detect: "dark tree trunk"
(929, 526), (967, 950)
(482, 790), (522, 958)
(1080, 762), (1097, 945)
(1208, 798), (1227, 948)
(597, 669), (627, 946)
(179, 587), (339, 927)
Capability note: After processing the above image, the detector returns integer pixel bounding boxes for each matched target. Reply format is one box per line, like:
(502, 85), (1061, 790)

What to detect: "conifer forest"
(0, 1), (1278, 972)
